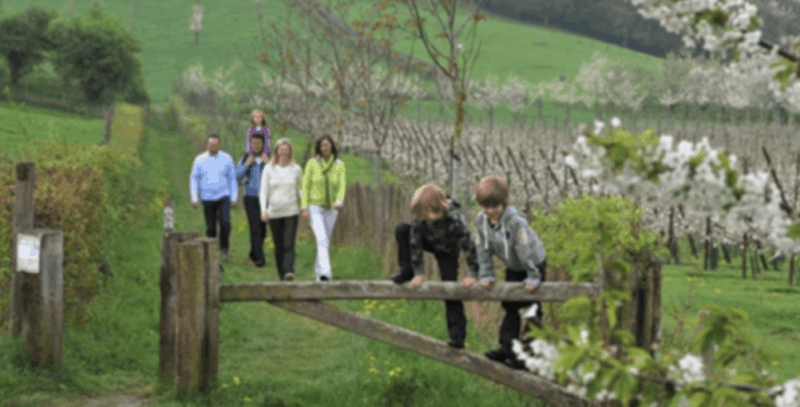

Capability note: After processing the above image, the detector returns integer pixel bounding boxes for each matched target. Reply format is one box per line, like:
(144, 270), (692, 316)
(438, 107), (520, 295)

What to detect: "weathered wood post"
(9, 162), (35, 337)
(14, 229), (64, 367)
(158, 227), (200, 389)
(197, 238), (220, 393)
(175, 239), (206, 394)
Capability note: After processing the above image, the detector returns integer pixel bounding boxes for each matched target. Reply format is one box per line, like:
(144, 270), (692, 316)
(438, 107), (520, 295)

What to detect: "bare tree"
(293, 0), (360, 140)
(401, 0), (486, 196)
(190, 3), (204, 45)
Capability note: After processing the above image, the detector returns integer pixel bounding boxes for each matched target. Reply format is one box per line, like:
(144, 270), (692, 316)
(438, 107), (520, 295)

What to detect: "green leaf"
(612, 329), (636, 346)
(586, 367), (612, 399)
(729, 308), (749, 323)
(613, 370), (639, 406)
(554, 347), (586, 372)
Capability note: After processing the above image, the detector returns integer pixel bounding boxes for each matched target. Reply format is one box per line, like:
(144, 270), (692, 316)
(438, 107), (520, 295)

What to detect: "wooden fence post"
(197, 238), (220, 393)
(15, 229), (64, 367)
(175, 240), (206, 394)
(10, 162), (36, 338)
(158, 230), (200, 389)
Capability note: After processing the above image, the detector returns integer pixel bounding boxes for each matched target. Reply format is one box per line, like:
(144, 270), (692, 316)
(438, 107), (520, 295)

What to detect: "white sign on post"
(17, 234), (41, 274)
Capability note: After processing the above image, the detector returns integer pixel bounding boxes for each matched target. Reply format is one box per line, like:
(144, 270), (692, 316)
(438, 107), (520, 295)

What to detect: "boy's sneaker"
(447, 339), (465, 349)
(390, 271), (413, 284)
(504, 356), (527, 370)
(318, 275), (330, 282)
(284, 272), (295, 281)
(485, 347), (510, 363)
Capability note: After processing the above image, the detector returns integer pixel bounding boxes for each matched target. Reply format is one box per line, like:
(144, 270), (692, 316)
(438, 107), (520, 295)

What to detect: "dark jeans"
(268, 215), (299, 280)
(244, 196), (267, 266)
(395, 223), (466, 343)
(500, 260), (547, 352)
(202, 196), (231, 252)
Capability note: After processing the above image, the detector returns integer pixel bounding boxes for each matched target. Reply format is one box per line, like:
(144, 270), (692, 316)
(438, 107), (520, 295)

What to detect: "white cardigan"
(259, 162), (303, 219)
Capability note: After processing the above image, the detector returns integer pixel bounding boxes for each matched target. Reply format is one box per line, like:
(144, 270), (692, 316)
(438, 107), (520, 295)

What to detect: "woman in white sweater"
(259, 138), (303, 281)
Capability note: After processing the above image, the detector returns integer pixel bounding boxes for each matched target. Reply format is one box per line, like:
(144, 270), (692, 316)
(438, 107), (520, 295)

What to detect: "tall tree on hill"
(0, 6), (57, 85)
(190, 3), (204, 45)
(400, 0), (486, 197)
(49, 2), (148, 130)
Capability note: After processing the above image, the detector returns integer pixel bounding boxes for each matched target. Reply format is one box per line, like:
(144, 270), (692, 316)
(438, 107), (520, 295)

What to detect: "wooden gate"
(157, 230), (662, 407)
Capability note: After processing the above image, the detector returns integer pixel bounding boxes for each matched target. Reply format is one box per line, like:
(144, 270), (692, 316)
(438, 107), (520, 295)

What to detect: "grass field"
(0, 0), (667, 129)
(0, 101), (105, 156)
(0, 100), (798, 407)
(0, 0), (798, 404)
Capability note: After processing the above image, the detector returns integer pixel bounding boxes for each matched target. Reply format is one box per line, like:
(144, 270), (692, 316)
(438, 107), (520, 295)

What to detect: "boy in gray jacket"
(461, 176), (546, 369)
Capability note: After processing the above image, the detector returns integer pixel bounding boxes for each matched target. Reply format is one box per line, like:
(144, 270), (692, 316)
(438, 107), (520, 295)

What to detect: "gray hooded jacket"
(472, 205), (545, 285)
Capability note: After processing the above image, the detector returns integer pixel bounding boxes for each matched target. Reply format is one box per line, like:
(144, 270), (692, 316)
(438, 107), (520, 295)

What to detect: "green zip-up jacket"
(301, 155), (346, 209)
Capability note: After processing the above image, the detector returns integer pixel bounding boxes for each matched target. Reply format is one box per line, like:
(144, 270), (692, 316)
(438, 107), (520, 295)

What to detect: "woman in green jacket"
(301, 135), (346, 281)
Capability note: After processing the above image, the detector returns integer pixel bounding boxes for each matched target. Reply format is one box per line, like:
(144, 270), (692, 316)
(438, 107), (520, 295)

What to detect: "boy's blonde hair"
(410, 184), (448, 219)
(475, 176), (509, 208)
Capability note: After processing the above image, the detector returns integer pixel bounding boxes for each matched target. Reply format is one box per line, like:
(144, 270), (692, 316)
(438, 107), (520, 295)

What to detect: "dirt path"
(49, 394), (151, 407)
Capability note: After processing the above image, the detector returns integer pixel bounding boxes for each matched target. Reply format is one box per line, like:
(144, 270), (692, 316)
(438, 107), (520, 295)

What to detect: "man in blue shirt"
(190, 134), (238, 261)
(235, 133), (270, 267)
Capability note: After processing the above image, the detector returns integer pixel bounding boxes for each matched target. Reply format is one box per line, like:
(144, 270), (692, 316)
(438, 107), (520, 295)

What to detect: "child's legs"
(394, 223), (412, 271)
(499, 269), (533, 351)
(308, 205), (332, 277)
(437, 252), (466, 341)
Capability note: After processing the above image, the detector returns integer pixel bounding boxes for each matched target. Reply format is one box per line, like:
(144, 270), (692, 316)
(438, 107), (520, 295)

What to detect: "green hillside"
(1, 0), (663, 103)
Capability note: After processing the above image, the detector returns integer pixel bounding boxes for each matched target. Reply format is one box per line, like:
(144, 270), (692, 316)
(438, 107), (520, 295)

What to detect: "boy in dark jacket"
(390, 184), (480, 349)
(462, 176), (546, 369)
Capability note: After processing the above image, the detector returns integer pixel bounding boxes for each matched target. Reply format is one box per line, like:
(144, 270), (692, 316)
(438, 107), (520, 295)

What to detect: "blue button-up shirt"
(190, 151), (238, 204)
(235, 155), (266, 197)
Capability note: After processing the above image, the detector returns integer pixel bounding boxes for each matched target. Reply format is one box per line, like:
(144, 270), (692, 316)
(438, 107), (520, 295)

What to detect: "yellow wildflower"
(221, 383), (228, 389)
(369, 367), (380, 376)
(713, 287), (723, 295)
(243, 396), (252, 403)
(233, 376), (242, 386)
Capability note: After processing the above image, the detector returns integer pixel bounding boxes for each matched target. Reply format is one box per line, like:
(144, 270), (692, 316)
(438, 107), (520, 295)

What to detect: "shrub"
(170, 95), (209, 151)
(530, 194), (667, 332)
(0, 163), (105, 327)
(0, 103), (146, 328)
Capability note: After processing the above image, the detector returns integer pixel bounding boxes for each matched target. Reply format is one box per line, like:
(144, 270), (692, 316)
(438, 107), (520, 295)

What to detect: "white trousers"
(308, 205), (339, 279)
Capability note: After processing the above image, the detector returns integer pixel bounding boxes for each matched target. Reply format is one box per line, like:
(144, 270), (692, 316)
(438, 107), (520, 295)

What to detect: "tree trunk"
(721, 244), (731, 264)
(99, 105), (115, 145)
(703, 217), (711, 270)
(742, 234), (748, 279)
(688, 234), (698, 258)
(374, 147), (382, 185)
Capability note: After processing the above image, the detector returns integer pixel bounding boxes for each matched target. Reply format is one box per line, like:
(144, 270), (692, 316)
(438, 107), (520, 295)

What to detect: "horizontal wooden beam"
(268, 300), (600, 407)
(219, 281), (600, 302)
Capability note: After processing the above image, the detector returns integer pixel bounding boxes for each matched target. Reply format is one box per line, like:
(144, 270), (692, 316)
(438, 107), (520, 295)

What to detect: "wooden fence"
(8, 163), (65, 367)
(158, 227), (663, 407)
